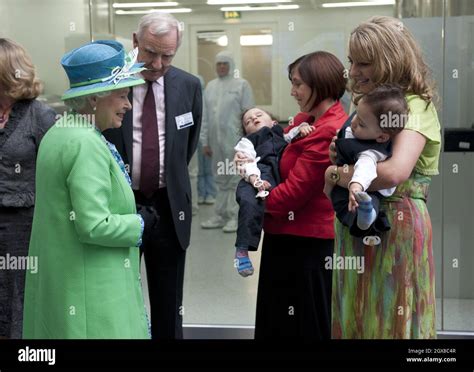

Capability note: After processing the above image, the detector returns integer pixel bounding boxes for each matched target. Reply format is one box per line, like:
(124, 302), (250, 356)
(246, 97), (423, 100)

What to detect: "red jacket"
(264, 101), (348, 239)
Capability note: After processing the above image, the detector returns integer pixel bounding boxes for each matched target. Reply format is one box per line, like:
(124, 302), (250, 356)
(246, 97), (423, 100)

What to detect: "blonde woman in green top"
(326, 16), (441, 339)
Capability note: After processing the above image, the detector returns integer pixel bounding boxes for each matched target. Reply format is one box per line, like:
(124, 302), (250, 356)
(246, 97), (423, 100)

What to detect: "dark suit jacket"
(103, 66), (202, 250)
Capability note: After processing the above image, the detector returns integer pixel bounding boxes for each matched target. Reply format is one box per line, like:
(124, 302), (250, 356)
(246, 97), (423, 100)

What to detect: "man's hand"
(203, 145), (213, 157)
(348, 182), (363, 212)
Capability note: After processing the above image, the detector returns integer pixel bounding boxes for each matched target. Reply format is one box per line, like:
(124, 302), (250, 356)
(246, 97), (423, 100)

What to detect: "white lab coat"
(200, 51), (255, 221)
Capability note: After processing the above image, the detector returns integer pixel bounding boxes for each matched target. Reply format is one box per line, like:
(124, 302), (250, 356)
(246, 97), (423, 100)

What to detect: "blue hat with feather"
(61, 40), (145, 100)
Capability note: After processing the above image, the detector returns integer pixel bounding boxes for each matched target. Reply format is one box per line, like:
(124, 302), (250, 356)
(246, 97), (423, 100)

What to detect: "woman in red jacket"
(253, 51), (348, 339)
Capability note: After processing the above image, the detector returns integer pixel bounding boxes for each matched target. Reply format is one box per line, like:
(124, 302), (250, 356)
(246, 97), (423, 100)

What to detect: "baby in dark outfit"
(325, 84), (408, 240)
(234, 108), (313, 276)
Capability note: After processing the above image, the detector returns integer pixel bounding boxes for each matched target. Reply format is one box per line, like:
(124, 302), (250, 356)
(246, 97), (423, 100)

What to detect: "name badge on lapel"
(175, 112), (194, 130)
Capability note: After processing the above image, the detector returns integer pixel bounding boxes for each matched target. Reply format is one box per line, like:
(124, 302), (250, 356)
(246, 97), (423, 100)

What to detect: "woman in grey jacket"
(0, 38), (56, 339)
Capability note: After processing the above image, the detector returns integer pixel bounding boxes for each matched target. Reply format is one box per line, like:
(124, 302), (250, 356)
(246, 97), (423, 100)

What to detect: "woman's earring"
(92, 106), (96, 112)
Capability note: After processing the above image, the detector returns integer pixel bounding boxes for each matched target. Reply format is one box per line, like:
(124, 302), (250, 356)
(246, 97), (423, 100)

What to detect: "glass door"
(190, 23), (277, 114)
(441, 0), (474, 333)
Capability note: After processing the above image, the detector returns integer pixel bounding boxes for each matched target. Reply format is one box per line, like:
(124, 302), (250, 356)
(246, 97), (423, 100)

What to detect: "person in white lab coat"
(200, 51), (255, 232)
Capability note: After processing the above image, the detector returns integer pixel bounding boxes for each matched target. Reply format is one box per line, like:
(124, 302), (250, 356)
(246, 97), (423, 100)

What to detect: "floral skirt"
(331, 173), (436, 339)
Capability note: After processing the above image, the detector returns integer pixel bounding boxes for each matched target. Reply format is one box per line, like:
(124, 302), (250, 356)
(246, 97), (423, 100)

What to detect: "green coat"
(23, 115), (149, 339)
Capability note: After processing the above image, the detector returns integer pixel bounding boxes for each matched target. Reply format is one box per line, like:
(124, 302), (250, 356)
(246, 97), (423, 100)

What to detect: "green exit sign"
(223, 11), (241, 19)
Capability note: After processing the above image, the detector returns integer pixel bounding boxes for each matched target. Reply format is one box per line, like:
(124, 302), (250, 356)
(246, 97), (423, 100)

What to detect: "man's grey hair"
(64, 91), (111, 111)
(136, 12), (183, 48)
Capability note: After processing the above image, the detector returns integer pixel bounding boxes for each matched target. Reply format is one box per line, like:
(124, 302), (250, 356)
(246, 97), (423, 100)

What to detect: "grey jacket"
(0, 99), (56, 207)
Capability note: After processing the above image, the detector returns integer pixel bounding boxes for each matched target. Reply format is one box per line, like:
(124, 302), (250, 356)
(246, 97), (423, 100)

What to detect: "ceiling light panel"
(208, 0), (292, 4)
(321, 1), (395, 8)
(220, 4), (299, 11)
(113, 2), (178, 8)
(115, 8), (192, 14)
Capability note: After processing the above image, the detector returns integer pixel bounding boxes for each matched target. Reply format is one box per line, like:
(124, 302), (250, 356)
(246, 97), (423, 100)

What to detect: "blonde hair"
(0, 38), (43, 100)
(349, 16), (435, 104)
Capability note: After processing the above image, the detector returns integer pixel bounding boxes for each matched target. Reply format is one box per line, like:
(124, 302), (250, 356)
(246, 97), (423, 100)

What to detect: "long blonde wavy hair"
(349, 16), (435, 105)
(0, 38), (43, 100)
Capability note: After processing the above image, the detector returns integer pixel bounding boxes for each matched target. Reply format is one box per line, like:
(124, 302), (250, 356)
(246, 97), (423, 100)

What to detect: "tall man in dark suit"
(103, 13), (202, 339)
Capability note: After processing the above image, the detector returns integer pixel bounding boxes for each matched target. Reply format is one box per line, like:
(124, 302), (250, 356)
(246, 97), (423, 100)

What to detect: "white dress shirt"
(132, 76), (166, 190)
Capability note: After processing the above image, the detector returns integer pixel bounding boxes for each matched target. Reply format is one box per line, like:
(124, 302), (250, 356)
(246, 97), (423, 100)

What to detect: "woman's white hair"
(64, 91), (111, 111)
(136, 12), (182, 48)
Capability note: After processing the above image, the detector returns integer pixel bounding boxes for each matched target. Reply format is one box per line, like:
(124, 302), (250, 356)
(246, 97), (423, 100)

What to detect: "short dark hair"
(361, 84), (409, 136)
(288, 51), (347, 110)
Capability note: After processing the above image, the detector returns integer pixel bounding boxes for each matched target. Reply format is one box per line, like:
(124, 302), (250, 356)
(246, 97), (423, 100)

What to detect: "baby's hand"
(348, 182), (363, 212)
(298, 123), (314, 138)
(250, 175), (271, 193)
(234, 151), (252, 177)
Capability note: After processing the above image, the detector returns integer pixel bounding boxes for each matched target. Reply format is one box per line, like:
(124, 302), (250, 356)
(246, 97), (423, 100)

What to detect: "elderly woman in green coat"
(23, 40), (157, 339)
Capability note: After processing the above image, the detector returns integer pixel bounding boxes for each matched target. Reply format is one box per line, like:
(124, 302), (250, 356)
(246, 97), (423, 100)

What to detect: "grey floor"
(140, 202), (474, 335)
(437, 298), (474, 332)
(182, 202), (262, 326)
(141, 201), (262, 327)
